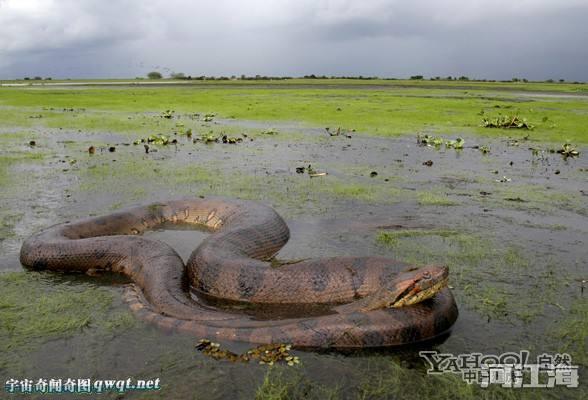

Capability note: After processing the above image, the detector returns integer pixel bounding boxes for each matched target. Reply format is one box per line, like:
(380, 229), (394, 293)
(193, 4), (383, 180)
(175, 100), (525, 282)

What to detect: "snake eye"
(422, 271), (432, 280)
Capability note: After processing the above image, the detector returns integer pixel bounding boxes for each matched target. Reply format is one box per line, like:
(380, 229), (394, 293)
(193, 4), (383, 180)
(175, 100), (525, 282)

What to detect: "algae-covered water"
(0, 81), (586, 399)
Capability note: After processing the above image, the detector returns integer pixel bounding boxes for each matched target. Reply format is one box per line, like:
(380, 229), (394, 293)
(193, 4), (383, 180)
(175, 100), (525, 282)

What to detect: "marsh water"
(1, 110), (587, 399)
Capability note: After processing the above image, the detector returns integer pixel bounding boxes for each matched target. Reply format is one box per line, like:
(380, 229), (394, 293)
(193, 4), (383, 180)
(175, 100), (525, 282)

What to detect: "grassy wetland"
(0, 79), (586, 399)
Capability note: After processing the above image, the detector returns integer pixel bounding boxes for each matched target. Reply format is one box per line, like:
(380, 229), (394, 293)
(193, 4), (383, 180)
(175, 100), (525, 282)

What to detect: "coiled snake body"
(20, 198), (458, 348)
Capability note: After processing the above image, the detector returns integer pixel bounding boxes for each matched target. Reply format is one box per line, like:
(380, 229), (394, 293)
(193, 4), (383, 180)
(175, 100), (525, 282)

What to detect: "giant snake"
(20, 198), (458, 348)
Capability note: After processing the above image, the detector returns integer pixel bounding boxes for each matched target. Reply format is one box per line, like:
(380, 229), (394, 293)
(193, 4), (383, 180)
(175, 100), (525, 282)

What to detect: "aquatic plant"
(203, 113), (216, 122)
(133, 134), (173, 146)
(556, 143), (580, 158)
(418, 135), (464, 149)
(482, 114), (534, 129)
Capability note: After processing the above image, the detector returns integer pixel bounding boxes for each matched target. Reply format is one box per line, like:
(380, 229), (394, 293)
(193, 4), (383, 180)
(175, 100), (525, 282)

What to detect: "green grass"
(2, 77), (586, 92)
(0, 211), (23, 241)
(374, 229), (568, 322)
(255, 367), (340, 400)
(313, 177), (406, 203)
(252, 356), (584, 400)
(0, 146), (45, 185)
(481, 183), (587, 215)
(74, 151), (413, 218)
(0, 272), (136, 370)
(356, 357), (581, 400)
(1, 80), (587, 143)
(376, 229), (460, 246)
(554, 297), (588, 366)
(0, 134), (48, 241)
(417, 191), (457, 206)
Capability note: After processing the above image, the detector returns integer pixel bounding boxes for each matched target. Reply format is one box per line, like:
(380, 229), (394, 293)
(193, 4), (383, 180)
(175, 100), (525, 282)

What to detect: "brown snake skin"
(20, 198), (458, 348)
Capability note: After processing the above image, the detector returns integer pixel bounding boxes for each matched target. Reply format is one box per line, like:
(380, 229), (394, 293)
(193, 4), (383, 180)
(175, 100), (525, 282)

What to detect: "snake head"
(388, 265), (449, 308)
(334, 265), (449, 314)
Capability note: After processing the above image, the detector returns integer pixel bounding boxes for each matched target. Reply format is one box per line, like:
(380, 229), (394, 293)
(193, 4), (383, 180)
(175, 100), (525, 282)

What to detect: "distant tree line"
(302, 74), (380, 80)
(141, 71), (584, 84)
(410, 75), (581, 84)
(22, 77), (52, 81)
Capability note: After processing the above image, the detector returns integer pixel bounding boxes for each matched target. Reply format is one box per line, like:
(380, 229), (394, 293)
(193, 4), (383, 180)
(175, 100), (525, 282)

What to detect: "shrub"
(147, 71), (162, 79)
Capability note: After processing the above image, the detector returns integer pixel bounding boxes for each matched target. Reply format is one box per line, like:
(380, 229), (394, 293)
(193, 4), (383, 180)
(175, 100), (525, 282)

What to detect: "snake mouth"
(391, 277), (449, 308)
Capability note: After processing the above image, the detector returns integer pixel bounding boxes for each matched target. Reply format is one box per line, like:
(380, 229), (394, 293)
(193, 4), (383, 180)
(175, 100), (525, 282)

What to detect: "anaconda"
(20, 198), (458, 348)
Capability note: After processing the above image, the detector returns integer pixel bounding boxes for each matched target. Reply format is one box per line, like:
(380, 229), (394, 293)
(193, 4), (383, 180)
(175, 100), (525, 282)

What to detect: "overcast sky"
(1, 0), (587, 80)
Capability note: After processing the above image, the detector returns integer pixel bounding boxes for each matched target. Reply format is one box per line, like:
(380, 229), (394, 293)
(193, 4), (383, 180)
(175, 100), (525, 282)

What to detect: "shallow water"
(1, 116), (586, 398)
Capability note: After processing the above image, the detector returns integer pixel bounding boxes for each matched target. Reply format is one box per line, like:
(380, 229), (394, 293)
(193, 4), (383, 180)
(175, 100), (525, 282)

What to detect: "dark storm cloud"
(0, 0), (152, 53)
(0, 0), (587, 80)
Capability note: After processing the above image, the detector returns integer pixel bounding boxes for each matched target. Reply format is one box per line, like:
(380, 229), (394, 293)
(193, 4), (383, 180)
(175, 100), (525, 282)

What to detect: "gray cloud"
(0, 1), (152, 53)
(0, 0), (587, 80)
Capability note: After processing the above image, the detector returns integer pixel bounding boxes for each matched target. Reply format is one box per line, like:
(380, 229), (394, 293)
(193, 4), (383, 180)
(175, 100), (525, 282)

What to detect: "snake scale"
(20, 198), (458, 348)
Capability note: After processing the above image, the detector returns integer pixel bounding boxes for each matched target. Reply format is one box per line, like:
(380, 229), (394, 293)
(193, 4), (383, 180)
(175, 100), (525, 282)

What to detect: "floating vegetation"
(556, 143), (580, 158)
(479, 145), (490, 154)
(504, 197), (528, 202)
(325, 126), (352, 138)
(196, 131), (219, 143)
(261, 128), (278, 135)
(422, 160), (433, 167)
(528, 143), (580, 160)
(418, 135), (464, 150)
(482, 114), (534, 129)
(161, 110), (175, 119)
(133, 134), (175, 146)
(495, 176), (512, 183)
(191, 131), (246, 144)
(195, 340), (300, 366)
(325, 127), (340, 136)
(181, 128), (193, 138)
(445, 138), (464, 149)
(221, 135), (243, 144)
(202, 113), (215, 122)
(418, 134), (443, 147)
(295, 164), (327, 177)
